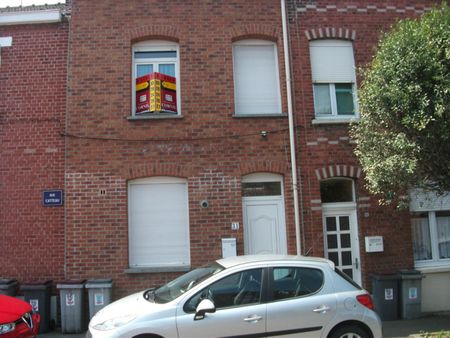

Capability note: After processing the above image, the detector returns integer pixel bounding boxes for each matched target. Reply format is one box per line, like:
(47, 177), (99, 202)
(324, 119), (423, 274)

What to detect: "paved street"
(383, 314), (450, 337)
(38, 314), (450, 338)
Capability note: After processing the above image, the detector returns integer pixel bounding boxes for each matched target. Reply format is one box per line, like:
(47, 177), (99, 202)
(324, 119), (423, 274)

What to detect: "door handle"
(313, 305), (331, 314)
(244, 315), (263, 323)
(355, 258), (359, 269)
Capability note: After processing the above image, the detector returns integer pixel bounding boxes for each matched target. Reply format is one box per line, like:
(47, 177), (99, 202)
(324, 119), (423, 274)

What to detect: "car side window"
(184, 268), (263, 313)
(272, 267), (323, 301)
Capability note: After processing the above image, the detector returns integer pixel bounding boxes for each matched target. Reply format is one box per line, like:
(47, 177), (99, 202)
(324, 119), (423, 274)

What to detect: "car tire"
(329, 324), (370, 338)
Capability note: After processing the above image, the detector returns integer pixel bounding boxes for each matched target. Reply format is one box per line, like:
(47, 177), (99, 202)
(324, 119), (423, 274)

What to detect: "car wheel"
(329, 325), (370, 338)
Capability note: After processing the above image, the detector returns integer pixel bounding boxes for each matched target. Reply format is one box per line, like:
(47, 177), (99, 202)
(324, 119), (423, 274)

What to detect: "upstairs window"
(233, 40), (282, 116)
(132, 41), (180, 116)
(309, 40), (357, 120)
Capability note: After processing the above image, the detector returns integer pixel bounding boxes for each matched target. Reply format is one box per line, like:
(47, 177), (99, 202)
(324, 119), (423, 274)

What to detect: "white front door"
(323, 205), (361, 285)
(242, 173), (287, 255)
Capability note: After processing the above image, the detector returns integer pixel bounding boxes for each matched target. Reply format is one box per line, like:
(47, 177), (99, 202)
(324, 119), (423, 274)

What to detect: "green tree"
(351, 3), (450, 204)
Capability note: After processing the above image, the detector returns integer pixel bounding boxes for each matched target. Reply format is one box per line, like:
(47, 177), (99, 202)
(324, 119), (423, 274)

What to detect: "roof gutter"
(281, 0), (302, 255)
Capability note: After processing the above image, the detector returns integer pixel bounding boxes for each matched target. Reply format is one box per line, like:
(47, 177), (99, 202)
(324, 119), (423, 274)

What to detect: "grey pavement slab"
(38, 330), (86, 338)
(383, 314), (450, 337)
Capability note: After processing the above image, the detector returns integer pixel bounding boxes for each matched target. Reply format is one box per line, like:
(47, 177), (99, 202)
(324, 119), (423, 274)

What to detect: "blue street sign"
(43, 190), (63, 206)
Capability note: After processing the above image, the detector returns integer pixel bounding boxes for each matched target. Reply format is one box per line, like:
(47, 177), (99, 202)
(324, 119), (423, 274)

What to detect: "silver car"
(88, 255), (382, 338)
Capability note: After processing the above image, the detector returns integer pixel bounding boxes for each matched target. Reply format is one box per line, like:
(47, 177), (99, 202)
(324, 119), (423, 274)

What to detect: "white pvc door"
(242, 173), (287, 255)
(323, 206), (361, 285)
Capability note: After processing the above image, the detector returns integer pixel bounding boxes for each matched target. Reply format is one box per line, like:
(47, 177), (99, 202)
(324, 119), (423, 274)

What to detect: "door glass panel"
(328, 252), (339, 266)
(341, 234), (351, 248)
(326, 217), (337, 231)
(320, 179), (354, 203)
(339, 216), (350, 230)
(343, 269), (353, 279)
(242, 182), (281, 197)
(342, 251), (352, 266)
(327, 235), (337, 249)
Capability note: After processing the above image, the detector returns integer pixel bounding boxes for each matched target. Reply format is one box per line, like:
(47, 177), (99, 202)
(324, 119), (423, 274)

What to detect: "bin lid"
(0, 279), (18, 290)
(399, 269), (423, 279)
(56, 280), (86, 289)
(0, 279), (18, 285)
(85, 279), (113, 289)
(370, 273), (400, 280)
(20, 280), (52, 291)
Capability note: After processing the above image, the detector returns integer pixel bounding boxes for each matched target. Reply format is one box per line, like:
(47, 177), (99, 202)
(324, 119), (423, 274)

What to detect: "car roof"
(216, 254), (334, 270)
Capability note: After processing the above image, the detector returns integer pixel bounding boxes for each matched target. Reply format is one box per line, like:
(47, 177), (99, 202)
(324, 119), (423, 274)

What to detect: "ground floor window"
(128, 177), (190, 269)
(411, 211), (450, 265)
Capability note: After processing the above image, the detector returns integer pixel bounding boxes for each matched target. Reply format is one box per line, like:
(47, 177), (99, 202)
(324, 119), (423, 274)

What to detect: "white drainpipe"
(281, 0), (302, 255)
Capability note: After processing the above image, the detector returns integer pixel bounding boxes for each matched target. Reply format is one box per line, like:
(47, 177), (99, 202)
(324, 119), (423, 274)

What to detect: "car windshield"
(148, 262), (224, 304)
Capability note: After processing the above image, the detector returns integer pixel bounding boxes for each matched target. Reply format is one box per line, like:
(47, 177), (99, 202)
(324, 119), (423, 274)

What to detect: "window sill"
(415, 263), (450, 274)
(312, 117), (360, 125)
(127, 114), (183, 121)
(124, 266), (191, 274)
(233, 113), (288, 118)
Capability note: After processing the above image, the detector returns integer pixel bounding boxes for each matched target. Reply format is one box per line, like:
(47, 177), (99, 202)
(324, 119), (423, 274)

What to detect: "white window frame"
(128, 176), (190, 271)
(232, 39), (282, 116)
(410, 189), (450, 269)
(411, 211), (450, 269)
(131, 40), (181, 117)
(309, 39), (359, 123)
(313, 83), (358, 116)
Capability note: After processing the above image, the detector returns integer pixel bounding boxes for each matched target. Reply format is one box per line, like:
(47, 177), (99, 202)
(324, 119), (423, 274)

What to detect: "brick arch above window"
(315, 165), (361, 181)
(239, 160), (289, 177)
(231, 24), (280, 43)
(127, 25), (180, 43)
(123, 163), (194, 181)
(304, 27), (356, 41)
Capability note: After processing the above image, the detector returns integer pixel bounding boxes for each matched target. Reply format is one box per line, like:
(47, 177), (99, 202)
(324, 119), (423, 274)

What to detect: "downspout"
(281, 0), (302, 255)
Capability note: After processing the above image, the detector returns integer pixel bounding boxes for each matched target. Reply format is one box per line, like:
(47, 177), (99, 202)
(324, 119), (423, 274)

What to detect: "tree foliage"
(351, 3), (450, 204)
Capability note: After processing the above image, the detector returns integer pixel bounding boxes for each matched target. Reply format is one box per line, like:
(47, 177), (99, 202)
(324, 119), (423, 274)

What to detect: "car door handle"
(244, 315), (263, 323)
(313, 305), (331, 314)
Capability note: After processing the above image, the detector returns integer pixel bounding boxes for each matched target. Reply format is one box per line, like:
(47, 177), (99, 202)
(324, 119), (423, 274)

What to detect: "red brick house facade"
(0, 5), (68, 283)
(2, 0), (448, 314)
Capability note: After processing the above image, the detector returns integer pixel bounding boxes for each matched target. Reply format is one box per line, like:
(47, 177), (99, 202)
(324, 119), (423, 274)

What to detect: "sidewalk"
(383, 314), (450, 338)
(38, 314), (450, 338)
(39, 331), (85, 338)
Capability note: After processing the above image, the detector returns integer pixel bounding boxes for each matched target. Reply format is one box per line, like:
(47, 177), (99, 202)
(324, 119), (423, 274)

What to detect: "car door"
(176, 268), (266, 338)
(266, 266), (337, 338)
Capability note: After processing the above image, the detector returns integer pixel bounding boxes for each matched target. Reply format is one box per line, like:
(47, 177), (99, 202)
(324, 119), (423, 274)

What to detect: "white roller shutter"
(129, 177), (190, 268)
(233, 41), (282, 115)
(310, 40), (356, 83)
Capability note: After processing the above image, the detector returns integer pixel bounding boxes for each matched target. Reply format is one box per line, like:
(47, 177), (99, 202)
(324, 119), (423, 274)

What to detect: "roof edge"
(0, 8), (63, 25)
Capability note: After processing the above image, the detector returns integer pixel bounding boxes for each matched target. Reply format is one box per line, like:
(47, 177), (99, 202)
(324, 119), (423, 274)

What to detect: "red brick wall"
(0, 22), (68, 283)
(288, 0), (438, 288)
(66, 0), (295, 298)
(2, 1), (439, 297)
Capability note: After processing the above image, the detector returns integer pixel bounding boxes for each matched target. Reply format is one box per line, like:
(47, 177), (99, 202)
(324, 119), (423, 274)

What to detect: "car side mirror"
(194, 299), (216, 321)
